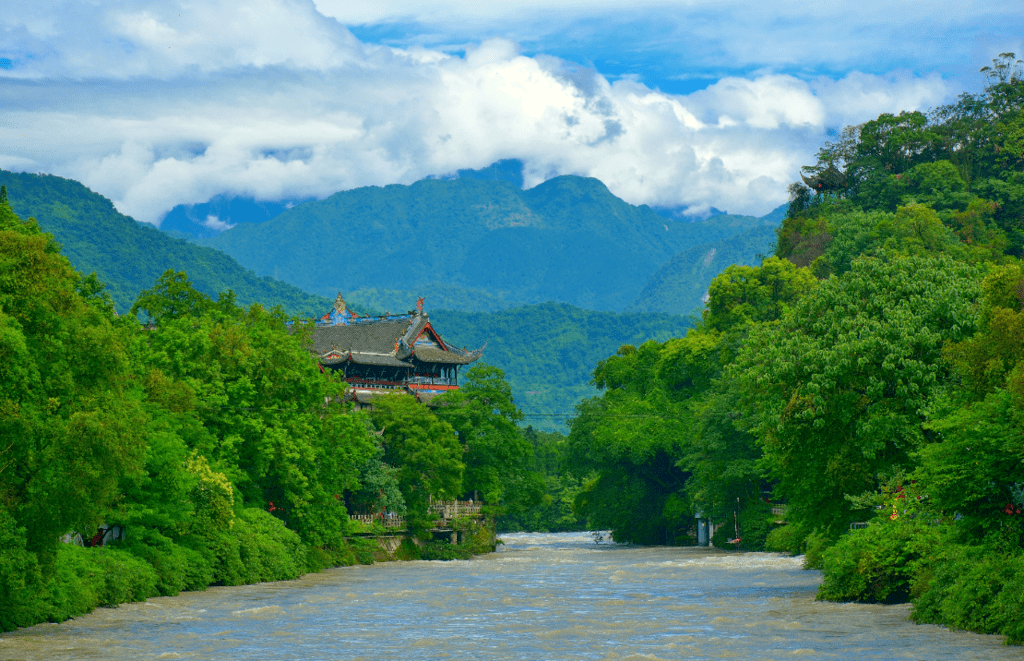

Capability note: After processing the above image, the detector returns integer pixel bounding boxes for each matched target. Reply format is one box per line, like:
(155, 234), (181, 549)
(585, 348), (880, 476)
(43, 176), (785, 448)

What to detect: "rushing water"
(2, 532), (1020, 660)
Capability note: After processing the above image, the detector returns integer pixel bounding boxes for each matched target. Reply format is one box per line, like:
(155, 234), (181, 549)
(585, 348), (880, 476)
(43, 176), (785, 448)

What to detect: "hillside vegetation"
(628, 223), (778, 315)
(199, 175), (778, 312)
(0, 200), (537, 628)
(0, 170), (329, 317)
(561, 58), (1024, 644)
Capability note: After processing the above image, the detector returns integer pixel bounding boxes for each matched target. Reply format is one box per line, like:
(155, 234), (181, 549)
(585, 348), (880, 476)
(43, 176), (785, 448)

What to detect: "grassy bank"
(1, 509), (497, 631)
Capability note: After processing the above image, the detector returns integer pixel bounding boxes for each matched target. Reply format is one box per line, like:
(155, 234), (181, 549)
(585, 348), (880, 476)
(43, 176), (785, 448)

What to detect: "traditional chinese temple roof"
(310, 294), (483, 369)
(800, 163), (847, 194)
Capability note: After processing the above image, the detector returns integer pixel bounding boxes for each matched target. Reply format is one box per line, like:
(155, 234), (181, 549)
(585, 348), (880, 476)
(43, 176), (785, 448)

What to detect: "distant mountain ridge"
(628, 222), (778, 316)
(160, 194), (314, 239)
(0, 170), (330, 316)
(198, 174), (782, 312)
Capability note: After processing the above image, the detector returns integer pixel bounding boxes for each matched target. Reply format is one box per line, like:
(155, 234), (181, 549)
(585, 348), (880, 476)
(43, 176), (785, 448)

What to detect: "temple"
(310, 294), (483, 406)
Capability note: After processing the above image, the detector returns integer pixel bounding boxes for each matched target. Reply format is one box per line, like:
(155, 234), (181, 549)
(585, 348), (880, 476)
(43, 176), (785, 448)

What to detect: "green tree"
(369, 395), (464, 528)
(132, 276), (375, 547)
(565, 342), (693, 544)
(736, 253), (981, 538)
(0, 196), (148, 560)
(436, 364), (542, 515)
(130, 270), (213, 322)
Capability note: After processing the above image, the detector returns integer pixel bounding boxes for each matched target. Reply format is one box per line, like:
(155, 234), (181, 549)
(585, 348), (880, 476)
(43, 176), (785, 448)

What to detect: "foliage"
(0, 192), (495, 631)
(912, 544), (1024, 645)
(817, 519), (944, 604)
(0, 194), (148, 559)
(436, 365), (543, 515)
(736, 253), (981, 538)
(431, 303), (694, 433)
(557, 66), (1024, 648)
(498, 427), (588, 533)
(369, 394), (464, 529)
(565, 341), (697, 545)
(419, 524), (497, 561)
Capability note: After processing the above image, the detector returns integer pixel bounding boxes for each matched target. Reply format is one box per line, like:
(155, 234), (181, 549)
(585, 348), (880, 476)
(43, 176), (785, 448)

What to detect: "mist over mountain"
(159, 160), (529, 241)
(160, 195), (315, 239)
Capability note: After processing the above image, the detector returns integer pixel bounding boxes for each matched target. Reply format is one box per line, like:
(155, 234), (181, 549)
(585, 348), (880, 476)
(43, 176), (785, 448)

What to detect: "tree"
(369, 395), (464, 528)
(736, 253), (981, 538)
(0, 194), (147, 560)
(130, 270), (212, 322)
(435, 364), (542, 515)
(565, 342), (693, 544)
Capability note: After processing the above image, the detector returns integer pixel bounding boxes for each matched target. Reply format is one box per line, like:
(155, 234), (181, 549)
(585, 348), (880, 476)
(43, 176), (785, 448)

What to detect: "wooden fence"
(349, 513), (407, 529)
(349, 498), (484, 531)
(429, 498), (483, 520)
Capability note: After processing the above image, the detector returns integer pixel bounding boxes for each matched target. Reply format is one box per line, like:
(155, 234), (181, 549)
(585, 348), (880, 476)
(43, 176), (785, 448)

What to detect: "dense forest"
(0, 196), (546, 630)
(563, 55), (1024, 643)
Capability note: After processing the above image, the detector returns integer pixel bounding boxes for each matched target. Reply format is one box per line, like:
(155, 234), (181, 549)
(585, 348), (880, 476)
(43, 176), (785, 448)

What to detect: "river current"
(2, 532), (1020, 660)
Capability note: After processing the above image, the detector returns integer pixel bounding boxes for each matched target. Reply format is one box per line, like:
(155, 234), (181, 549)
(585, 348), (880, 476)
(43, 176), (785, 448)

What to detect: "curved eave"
(412, 347), (484, 365)
(318, 350), (351, 365)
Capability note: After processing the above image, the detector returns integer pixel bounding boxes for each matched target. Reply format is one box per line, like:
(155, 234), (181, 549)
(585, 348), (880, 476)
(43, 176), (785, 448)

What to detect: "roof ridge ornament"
(416, 296), (425, 314)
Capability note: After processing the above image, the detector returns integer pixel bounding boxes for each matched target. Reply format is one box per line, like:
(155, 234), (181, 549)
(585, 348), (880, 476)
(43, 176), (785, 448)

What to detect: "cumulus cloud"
(0, 0), (958, 224)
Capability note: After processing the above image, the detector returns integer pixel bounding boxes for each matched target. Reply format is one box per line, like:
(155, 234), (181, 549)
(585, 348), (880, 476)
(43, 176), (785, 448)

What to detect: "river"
(1, 532), (1020, 660)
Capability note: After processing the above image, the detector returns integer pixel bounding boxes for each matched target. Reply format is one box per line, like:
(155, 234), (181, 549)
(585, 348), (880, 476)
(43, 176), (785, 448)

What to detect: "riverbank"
(0, 511), (497, 632)
(2, 533), (1019, 661)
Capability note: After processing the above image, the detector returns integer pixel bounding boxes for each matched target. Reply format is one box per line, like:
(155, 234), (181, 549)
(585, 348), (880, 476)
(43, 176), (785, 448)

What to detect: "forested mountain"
(562, 58), (1024, 643)
(430, 303), (693, 431)
(159, 158), (528, 240)
(628, 222), (778, 315)
(0, 167), (731, 430)
(0, 170), (330, 316)
(198, 175), (780, 312)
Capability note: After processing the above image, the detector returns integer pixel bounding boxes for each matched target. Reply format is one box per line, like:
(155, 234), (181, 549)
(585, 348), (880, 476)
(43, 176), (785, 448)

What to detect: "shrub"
(231, 509), (307, 583)
(912, 544), (1024, 643)
(0, 511), (47, 630)
(817, 519), (941, 604)
(737, 501), (772, 551)
(802, 531), (830, 570)
(765, 524), (799, 554)
(44, 545), (158, 622)
(120, 527), (208, 596)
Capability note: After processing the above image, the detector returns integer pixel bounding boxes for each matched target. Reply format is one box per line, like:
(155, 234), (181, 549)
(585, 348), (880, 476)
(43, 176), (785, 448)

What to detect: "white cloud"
(203, 215), (235, 232)
(0, 0), (961, 223)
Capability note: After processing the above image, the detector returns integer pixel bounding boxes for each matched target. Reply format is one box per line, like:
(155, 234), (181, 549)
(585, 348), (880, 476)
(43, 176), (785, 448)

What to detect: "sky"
(0, 1), (1020, 225)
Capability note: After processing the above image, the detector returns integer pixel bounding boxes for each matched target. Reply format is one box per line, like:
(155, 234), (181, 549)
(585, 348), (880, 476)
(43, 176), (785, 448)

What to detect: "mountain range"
(2, 165), (780, 430)
(195, 174), (781, 314)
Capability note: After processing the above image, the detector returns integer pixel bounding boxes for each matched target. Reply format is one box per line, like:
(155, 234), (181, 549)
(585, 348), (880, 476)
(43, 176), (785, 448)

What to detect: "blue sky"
(0, 1), (1019, 225)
